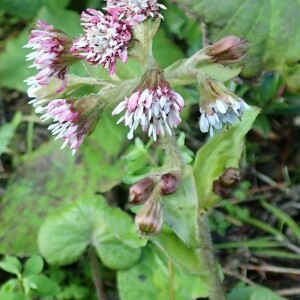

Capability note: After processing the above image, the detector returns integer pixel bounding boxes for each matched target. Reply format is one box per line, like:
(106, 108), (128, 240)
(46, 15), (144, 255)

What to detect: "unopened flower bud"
(204, 36), (248, 64)
(219, 168), (241, 186)
(213, 168), (241, 197)
(160, 172), (180, 195)
(129, 177), (155, 205)
(135, 199), (163, 235)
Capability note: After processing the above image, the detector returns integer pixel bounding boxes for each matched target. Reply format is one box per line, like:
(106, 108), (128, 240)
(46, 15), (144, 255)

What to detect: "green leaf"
(150, 231), (206, 275)
(165, 59), (242, 87)
(0, 256), (21, 276)
(38, 196), (142, 270)
(0, 290), (25, 300)
(0, 112), (22, 155)
(58, 284), (90, 300)
(175, 0), (300, 79)
(23, 256), (44, 276)
(162, 166), (201, 247)
(81, 107), (129, 193)
(118, 244), (209, 300)
(36, 6), (82, 37)
(0, 0), (44, 19)
(0, 28), (34, 92)
(153, 28), (185, 68)
(261, 200), (300, 243)
(227, 285), (287, 300)
(0, 0), (71, 19)
(0, 109), (129, 255)
(23, 274), (60, 296)
(194, 107), (260, 209)
(200, 63), (243, 82)
(44, 0), (71, 10)
(0, 140), (97, 255)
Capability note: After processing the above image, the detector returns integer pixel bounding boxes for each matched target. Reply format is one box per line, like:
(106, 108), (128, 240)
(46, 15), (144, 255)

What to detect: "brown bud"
(135, 199), (163, 235)
(219, 168), (241, 186)
(213, 168), (241, 198)
(160, 173), (180, 195)
(205, 36), (248, 64)
(129, 177), (155, 205)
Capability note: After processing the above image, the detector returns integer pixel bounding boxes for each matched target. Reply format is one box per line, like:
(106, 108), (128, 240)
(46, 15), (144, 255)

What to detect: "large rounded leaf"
(38, 196), (142, 270)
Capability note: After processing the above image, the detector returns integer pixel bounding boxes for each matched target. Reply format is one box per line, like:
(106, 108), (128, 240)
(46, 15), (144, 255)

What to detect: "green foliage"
(228, 285), (287, 300)
(162, 0), (202, 56)
(176, 0), (300, 87)
(0, 0), (44, 19)
(0, 255), (60, 298)
(150, 230), (205, 275)
(118, 245), (209, 300)
(0, 256), (22, 276)
(0, 29), (33, 91)
(0, 0), (71, 19)
(0, 108), (128, 255)
(38, 195), (142, 270)
(36, 7), (81, 37)
(23, 256), (44, 276)
(261, 200), (300, 243)
(194, 108), (260, 209)
(153, 28), (185, 68)
(0, 112), (22, 156)
(162, 165), (201, 247)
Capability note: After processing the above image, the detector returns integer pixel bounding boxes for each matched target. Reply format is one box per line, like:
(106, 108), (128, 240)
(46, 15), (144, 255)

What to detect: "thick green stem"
(197, 214), (225, 300)
(89, 247), (107, 300)
(159, 133), (225, 299)
(160, 133), (185, 172)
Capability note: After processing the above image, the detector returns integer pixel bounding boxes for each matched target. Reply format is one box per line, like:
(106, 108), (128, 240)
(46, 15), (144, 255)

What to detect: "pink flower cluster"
(71, 9), (132, 75)
(105, 0), (166, 23)
(112, 86), (184, 141)
(40, 99), (90, 154)
(24, 21), (75, 93)
(24, 1), (172, 152)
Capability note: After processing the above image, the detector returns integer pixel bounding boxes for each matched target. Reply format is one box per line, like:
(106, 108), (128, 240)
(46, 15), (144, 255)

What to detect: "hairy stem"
(197, 214), (225, 300)
(89, 247), (107, 300)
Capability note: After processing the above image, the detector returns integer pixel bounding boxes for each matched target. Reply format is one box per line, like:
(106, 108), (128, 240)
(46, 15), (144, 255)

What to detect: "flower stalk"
(197, 215), (225, 300)
(89, 247), (107, 300)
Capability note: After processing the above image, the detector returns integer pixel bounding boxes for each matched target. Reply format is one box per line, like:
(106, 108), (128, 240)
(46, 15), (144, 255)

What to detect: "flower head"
(112, 69), (184, 141)
(105, 0), (166, 23)
(24, 20), (76, 93)
(38, 96), (101, 154)
(204, 36), (248, 65)
(25, 76), (63, 114)
(135, 198), (163, 235)
(71, 9), (132, 75)
(199, 78), (250, 136)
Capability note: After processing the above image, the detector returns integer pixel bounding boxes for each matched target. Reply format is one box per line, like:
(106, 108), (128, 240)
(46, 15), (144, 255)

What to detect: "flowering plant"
(20, 0), (261, 299)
